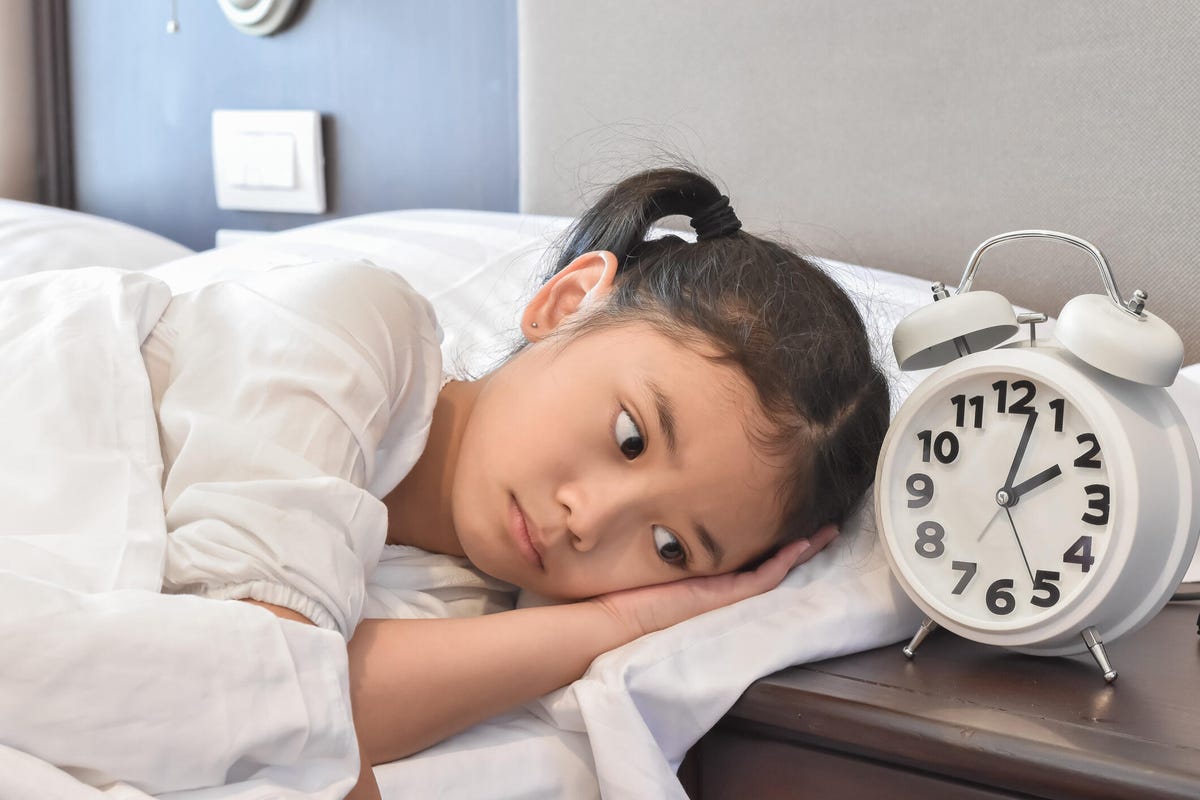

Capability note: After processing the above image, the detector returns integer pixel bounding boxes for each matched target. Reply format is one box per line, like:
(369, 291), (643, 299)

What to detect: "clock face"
(885, 370), (1113, 629)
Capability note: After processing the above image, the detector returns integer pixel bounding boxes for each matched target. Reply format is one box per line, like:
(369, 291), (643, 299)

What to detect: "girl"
(146, 167), (889, 798)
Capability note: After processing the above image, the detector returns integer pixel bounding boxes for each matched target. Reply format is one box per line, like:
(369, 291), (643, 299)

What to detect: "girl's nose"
(555, 478), (641, 553)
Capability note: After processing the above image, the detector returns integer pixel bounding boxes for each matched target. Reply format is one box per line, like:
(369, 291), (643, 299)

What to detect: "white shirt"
(142, 259), (444, 639)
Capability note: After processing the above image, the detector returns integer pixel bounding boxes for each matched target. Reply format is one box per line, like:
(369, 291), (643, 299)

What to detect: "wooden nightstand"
(681, 601), (1200, 799)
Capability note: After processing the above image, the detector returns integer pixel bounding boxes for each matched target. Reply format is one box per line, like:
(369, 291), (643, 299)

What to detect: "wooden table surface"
(696, 600), (1200, 800)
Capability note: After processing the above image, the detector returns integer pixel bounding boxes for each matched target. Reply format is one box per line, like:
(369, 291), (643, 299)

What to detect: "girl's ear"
(521, 251), (618, 341)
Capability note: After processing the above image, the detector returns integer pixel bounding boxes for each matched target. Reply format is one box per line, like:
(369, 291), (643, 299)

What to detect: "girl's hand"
(589, 523), (839, 640)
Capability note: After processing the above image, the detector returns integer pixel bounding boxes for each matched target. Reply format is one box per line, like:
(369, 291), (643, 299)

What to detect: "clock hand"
(1009, 464), (1063, 501)
(976, 506), (1004, 542)
(1003, 410), (1039, 493)
(1003, 506), (1035, 583)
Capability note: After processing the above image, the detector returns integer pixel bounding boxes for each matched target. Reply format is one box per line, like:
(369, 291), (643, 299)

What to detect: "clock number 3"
(1082, 484), (1110, 525)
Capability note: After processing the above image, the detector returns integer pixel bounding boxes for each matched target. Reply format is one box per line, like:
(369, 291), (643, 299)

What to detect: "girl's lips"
(508, 495), (544, 570)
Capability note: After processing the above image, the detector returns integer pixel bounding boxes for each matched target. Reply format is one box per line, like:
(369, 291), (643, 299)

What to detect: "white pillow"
(0, 199), (192, 280)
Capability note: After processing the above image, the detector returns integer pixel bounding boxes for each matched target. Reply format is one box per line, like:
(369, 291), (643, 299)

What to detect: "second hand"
(1003, 505), (1035, 583)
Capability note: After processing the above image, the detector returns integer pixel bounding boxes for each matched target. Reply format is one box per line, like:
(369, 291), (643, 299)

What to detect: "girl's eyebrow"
(644, 379), (678, 457)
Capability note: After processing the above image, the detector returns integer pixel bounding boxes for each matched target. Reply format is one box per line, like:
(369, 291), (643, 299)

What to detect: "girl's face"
(449, 320), (788, 599)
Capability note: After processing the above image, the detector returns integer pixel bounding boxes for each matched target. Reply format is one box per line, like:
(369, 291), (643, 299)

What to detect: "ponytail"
(551, 169), (736, 275)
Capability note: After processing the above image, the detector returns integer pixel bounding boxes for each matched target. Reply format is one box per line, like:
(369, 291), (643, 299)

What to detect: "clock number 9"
(914, 520), (945, 558)
(906, 472), (934, 508)
(916, 430), (959, 464)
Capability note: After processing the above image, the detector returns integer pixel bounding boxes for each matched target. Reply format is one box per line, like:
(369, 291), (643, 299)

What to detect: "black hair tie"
(690, 195), (742, 241)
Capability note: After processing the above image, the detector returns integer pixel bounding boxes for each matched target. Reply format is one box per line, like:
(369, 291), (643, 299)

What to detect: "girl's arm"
(348, 533), (823, 765)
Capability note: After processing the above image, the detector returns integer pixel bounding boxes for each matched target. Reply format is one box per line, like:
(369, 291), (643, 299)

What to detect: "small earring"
(531, 322), (539, 328)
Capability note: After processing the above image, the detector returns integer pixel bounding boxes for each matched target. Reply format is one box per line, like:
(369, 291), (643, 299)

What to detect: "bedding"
(1, 210), (1196, 800)
(0, 199), (193, 278)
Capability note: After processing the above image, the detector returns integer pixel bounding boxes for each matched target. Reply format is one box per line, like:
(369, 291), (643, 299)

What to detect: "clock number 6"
(914, 520), (945, 558)
(986, 579), (1016, 615)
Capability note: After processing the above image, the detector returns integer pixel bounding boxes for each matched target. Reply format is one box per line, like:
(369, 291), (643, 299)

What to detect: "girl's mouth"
(508, 495), (544, 570)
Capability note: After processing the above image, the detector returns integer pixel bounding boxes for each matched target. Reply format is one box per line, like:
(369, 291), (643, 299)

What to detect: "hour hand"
(1009, 464), (1063, 501)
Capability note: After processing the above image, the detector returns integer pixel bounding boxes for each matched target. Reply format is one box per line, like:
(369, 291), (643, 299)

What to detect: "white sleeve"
(149, 260), (442, 639)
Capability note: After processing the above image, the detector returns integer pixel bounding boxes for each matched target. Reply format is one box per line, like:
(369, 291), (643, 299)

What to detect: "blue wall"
(67, 0), (518, 251)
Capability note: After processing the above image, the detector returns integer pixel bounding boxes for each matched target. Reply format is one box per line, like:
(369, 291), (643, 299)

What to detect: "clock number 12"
(992, 379), (1036, 415)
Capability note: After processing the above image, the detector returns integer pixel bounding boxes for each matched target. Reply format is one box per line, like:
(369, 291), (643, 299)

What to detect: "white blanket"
(0, 269), (360, 799)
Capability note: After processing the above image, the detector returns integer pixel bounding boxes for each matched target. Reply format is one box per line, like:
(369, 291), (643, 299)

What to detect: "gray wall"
(68, 0), (518, 251)
(519, 0), (1200, 361)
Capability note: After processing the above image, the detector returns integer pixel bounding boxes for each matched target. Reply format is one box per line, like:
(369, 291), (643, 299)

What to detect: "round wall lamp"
(217, 0), (302, 36)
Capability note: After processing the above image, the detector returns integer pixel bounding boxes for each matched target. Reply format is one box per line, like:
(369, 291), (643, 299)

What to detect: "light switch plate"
(212, 109), (326, 213)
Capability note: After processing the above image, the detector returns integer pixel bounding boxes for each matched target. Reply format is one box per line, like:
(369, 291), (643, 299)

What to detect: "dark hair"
(544, 167), (890, 554)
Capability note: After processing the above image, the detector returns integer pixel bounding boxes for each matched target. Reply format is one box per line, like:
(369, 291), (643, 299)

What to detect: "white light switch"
(213, 110), (325, 213)
(233, 132), (296, 189)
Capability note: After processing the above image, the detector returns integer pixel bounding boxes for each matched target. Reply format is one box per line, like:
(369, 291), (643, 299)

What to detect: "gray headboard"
(518, 1), (1200, 362)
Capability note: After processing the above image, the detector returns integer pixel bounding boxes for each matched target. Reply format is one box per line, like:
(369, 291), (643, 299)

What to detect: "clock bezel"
(876, 344), (1140, 648)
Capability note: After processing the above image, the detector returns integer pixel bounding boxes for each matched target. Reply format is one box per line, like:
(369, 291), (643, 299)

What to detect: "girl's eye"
(614, 409), (644, 460)
(653, 525), (687, 565)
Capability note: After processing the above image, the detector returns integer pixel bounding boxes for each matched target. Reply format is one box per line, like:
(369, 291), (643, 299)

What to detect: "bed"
(1, 198), (1198, 800)
(5, 2), (1200, 797)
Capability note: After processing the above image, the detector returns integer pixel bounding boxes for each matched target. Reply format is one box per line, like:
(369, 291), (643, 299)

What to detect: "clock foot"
(902, 617), (940, 659)
(1081, 626), (1118, 683)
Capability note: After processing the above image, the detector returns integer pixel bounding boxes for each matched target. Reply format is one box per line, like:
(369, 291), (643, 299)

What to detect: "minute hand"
(1009, 464), (1063, 500)
(1003, 410), (1039, 492)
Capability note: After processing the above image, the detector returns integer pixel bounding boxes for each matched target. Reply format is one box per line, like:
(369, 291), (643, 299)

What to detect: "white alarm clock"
(875, 230), (1200, 681)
